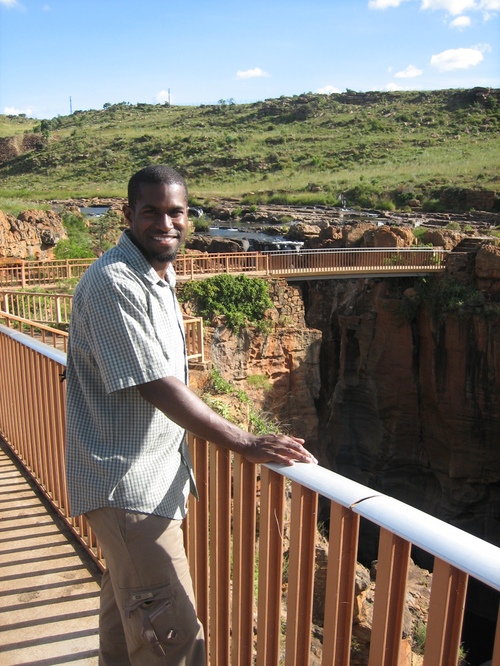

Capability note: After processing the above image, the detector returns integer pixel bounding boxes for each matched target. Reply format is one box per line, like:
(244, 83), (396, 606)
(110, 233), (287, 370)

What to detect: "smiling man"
(65, 165), (317, 665)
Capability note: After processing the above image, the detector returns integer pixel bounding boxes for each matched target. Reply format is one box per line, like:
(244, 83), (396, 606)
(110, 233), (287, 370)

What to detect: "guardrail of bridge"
(1, 321), (498, 665)
(0, 307), (204, 363)
(264, 247), (448, 277)
(0, 258), (94, 288)
(0, 248), (447, 289)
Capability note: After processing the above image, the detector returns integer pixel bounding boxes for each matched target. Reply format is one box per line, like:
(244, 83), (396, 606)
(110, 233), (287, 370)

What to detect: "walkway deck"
(0, 440), (100, 665)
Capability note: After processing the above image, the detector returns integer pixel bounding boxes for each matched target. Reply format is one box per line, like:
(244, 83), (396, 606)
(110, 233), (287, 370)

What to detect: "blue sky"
(0, 0), (499, 119)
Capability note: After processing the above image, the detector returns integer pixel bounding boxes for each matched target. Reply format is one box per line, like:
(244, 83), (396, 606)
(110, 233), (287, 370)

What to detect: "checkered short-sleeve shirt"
(65, 230), (196, 519)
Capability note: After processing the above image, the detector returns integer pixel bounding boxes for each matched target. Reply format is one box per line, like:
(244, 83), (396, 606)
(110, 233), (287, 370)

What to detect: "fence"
(1, 321), (499, 665)
(0, 258), (94, 288)
(0, 248), (447, 290)
(0, 299), (205, 363)
(263, 247), (447, 277)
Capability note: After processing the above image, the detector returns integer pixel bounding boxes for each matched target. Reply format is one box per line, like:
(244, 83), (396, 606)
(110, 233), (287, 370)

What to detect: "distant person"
(65, 164), (317, 665)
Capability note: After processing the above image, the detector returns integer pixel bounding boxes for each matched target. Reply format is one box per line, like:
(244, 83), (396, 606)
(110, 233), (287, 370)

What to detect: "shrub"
(55, 212), (94, 258)
(179, 274), (273, 331)
(193, 215), (210, 232)
(247, 374), (271, 391)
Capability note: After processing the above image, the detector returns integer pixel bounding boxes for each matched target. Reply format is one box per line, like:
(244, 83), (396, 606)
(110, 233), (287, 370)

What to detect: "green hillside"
(0, 88), (499, 213)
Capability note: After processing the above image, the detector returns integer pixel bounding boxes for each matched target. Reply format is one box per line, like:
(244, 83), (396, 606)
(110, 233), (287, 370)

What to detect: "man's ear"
(123, 204), (133, 226)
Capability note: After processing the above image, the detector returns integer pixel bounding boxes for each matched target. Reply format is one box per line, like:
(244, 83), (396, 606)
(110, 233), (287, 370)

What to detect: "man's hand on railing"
(239, 434), (318, 466)
(137, 376), (317, 467)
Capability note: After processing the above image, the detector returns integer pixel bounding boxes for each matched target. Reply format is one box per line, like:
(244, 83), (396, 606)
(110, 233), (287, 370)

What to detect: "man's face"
(123, 182), (189, 275)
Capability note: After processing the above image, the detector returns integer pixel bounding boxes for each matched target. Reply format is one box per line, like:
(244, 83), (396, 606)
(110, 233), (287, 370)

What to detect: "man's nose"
(158, 214), (174, 228)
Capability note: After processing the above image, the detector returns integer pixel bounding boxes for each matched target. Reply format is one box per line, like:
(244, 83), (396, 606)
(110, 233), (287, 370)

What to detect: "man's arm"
(137, 376), (317, 466)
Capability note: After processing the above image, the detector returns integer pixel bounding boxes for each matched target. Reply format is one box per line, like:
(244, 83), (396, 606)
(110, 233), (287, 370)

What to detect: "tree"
(88, 209), (122, 254)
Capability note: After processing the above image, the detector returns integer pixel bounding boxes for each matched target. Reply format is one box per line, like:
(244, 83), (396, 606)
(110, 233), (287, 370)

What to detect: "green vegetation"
(0, 89), (498, 212)
(179, 274), (273, 330)
(192, 214), (210, 232)
(411, 620), (468, 664)
(53, 209), (122, 259)
(412, 620), (427, 655)
(88, 208), (123, 253)
(247, 374), (272, 391)
(204, 369), (280, 435)
(53, 212), (93, 259)
(397, 275), (493, 323)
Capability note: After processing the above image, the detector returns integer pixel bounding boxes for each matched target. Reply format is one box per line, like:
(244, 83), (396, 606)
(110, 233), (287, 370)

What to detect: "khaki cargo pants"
(86, 508), (206, 666)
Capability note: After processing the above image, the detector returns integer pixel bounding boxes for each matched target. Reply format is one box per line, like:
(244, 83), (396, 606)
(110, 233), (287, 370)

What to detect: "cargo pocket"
(123, 580), (198, 657)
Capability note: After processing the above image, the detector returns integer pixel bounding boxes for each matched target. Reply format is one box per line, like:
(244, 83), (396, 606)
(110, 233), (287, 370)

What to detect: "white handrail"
(0, 323), (66, 364)
(267, 462), (500, 592)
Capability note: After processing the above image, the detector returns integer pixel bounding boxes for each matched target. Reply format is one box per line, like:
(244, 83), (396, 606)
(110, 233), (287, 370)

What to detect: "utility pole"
(70, 96), (73, 114)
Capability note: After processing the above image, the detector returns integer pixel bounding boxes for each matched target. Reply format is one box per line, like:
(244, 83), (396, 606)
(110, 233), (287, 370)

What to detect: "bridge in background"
(0, 247), (447, 290)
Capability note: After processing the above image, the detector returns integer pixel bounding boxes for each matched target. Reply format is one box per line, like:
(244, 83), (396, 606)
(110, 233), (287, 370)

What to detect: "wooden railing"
(263, 247), (447, 278)
(0, 258), (94, 288)
(0, 290), (73, 325)
(0, 248), (447, 289)
(1, 321), (499, 665)
(0, 308), (205, 363)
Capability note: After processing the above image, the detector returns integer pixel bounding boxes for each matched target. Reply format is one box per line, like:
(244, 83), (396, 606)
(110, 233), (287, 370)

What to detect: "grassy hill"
(0, 87), (499, 214)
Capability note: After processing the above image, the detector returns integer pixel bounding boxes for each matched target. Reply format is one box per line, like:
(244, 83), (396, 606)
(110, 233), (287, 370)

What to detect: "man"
(66, 165), (317, 665)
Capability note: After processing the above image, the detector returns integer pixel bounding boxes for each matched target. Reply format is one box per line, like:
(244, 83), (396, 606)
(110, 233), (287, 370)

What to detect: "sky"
(0, 0), (499, 119)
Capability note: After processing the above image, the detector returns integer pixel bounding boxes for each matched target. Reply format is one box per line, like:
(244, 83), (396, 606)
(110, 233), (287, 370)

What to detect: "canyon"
(2, 202), (499, 662)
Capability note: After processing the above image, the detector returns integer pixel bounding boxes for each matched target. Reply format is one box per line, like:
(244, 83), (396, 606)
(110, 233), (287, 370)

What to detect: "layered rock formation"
(0, 209), (66, 259)
(186, 280), (322, 445)
(187, 240), (500, 661)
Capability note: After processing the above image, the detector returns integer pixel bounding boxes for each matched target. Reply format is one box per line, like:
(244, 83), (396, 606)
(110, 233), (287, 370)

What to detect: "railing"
(0, 290), (73, 325)
(0, 301), (205, 363)
(0, 248), (447, 289)
(1, 321), (499, 665)
(0, 311), (69, 351)
(264, 247), (447, 278)
(0, 258), (94, 288)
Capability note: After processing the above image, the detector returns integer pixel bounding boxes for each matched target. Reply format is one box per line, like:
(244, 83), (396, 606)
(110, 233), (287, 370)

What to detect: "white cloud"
(236, 67), (270, 80)
(395, 64), (423, 78)
(316, 85), (341, 94)
(385, 82), (402, 90)
(156, 90), (170, 104)
(421, 0), (476, 14)
(450, 14), (472, 26)
(430, 46), (484, 70)
(421, 0), (499, 19)
(368, 0), (409, 7)
(0, 0), (19, 6)
(4, 105), (33, 116)
(479, 0), (500, 9)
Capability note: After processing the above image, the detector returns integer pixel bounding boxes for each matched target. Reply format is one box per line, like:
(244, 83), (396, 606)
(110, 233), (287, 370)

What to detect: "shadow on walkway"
(0, 440), (101, 665)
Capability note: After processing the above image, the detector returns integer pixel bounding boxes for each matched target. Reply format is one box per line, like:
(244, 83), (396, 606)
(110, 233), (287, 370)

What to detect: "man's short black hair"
(127, 165), (188, 209)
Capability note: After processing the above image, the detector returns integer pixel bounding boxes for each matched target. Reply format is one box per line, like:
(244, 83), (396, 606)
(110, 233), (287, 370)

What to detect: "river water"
(80, 206), (303, 250)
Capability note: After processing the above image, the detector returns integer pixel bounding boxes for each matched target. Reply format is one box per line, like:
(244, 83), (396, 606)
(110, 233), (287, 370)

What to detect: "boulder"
(0, 209), (67, 259)
(319, 225), (342, 242)
(475, 244), (500, 301)
(343, 222), (377, 247)
(286, 223), (322, 241)
(364, 225), (405, 248)
(421, 229), (463, 250)
(475, 244), (500, 280)
(186, 234), (246, 253)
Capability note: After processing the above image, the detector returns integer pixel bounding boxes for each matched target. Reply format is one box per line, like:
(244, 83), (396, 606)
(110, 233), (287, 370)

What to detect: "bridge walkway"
(0, 440), (100, 666)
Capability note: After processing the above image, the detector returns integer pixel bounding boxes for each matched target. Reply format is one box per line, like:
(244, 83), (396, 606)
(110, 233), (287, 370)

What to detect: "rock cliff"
(187, 239), (500, 661)
(0, 209), (67, 259)
(187, 241), (500, 555)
